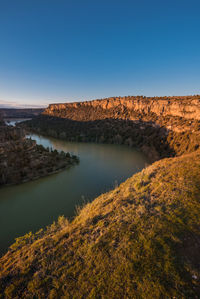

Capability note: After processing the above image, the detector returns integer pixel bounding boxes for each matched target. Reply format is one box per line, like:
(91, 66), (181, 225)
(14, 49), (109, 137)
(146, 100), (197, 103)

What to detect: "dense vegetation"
(21, 115), (200, 162)
(0, 150), (200, 298)
(0, 122), (79, 186)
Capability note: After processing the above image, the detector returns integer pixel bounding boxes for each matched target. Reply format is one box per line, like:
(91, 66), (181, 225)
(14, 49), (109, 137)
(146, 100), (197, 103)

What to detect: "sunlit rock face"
(44, 96), (200, 121)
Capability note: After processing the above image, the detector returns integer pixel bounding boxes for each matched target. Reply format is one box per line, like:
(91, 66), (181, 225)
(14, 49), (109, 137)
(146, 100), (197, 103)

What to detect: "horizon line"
(0, 93), (200, 109)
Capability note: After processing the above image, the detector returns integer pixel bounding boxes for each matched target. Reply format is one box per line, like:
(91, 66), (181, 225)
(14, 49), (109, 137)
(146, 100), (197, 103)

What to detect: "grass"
(0, 149), (200, 298)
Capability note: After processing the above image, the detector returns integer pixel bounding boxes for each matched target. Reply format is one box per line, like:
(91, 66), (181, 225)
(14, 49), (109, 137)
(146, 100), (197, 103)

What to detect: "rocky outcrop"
(44, 95), (200, 121)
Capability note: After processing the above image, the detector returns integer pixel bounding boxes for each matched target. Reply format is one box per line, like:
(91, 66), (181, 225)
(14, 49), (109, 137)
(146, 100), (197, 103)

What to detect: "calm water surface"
(0, 131), (149, 255)
(5, 118), (31, 126)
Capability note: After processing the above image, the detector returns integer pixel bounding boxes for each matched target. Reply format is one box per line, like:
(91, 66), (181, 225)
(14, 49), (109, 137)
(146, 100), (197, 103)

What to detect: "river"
(0, 126), (149, 255)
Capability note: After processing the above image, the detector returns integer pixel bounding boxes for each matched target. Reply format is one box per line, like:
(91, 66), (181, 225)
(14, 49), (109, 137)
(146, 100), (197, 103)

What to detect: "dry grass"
(1, 150), (200, 298)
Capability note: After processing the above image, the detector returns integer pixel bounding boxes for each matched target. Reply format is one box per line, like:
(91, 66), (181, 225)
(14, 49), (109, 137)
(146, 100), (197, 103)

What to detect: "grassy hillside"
(1, 150), (200, 298)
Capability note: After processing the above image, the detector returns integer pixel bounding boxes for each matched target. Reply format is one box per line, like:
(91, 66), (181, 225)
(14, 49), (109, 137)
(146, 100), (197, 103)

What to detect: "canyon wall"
(44, 96), (200, 121)
(22, 95), (200, 162)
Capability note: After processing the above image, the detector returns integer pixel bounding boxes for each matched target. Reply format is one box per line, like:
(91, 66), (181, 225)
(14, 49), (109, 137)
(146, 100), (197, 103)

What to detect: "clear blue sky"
(0, 0), (200, 107)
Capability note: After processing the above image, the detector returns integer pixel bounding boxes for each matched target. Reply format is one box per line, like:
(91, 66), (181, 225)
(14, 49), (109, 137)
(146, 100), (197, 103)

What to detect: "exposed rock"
(44, 95), (200, 121)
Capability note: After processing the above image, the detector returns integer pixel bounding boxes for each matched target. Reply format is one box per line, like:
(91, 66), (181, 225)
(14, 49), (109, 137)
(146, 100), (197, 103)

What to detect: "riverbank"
(0, 133), (148, 256)
(20, 114), (200, 163)
(0, 122), (79, 187)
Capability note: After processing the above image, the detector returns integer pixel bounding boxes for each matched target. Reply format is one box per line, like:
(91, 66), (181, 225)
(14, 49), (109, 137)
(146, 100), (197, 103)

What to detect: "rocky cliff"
(44, 95), (200, 121)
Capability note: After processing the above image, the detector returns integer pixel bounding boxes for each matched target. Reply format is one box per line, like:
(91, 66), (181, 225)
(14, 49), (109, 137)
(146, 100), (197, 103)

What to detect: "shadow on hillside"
(20, 116), (178, 162)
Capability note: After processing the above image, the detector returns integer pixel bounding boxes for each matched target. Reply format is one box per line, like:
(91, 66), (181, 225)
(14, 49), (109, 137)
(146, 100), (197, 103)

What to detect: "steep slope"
(1, 150), (200, 298)
(44, 96), (200, 121)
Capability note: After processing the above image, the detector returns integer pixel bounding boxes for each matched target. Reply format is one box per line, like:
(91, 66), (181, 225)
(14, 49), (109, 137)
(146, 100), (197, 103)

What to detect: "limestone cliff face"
(44, 96), (200, 121)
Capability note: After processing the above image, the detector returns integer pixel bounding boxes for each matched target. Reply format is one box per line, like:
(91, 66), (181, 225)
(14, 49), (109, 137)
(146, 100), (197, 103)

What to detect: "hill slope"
(1, 150), (200, 298)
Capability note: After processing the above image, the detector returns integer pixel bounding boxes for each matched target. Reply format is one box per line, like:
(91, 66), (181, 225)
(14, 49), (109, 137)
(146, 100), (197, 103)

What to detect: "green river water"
(0, 128), (149, 255)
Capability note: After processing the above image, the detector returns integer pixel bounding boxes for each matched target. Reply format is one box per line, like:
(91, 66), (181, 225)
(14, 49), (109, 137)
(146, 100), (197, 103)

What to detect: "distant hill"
(0, 108), (44, 119)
